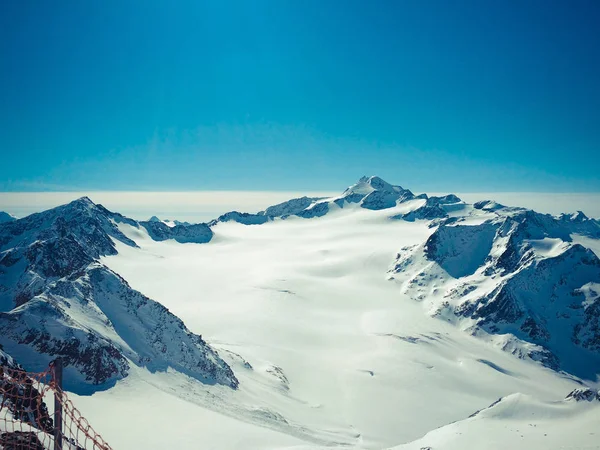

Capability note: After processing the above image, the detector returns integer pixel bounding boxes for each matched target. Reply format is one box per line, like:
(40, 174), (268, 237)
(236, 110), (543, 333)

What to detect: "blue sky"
(1, 0), (599, 192)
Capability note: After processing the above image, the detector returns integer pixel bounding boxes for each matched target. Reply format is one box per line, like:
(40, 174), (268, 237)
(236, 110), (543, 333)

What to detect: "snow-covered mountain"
(0, 197), (236, 392)
(389, 203), (600, 378)
(207, 196), (326, 226)
(208, 176), (420, 225)
(208, 176), (467, 227)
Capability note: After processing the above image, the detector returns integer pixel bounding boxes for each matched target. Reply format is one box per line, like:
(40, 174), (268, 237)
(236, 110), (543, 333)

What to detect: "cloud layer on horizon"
(1, 191), (599, 223)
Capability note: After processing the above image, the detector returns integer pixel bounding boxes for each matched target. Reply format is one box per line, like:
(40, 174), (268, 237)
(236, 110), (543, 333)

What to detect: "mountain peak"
(565, 388), (600, 402)
(473, 200), (505, 211)
(57, 196), (99, 215)
(358, 175), (387, 184)
(0, 211), (16, 224)
(357, 175), (396, 189)
(571, 211), (589, 222)
(72, 196), (95, 205)
(346, 175), (405, 196)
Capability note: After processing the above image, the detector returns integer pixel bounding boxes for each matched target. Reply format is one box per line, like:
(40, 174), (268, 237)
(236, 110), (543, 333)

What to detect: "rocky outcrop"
(262, 196), (323, 217)
(565, 388), (600, 402)
(140, 220), (213, 243)
(295, 202), (331, 218)
(0, 212), (15, 224)
(208, 211), (270, 226)
(473, 200), (505, 211)
(208, 196), (326, 226)
(390, 194), (465, 223)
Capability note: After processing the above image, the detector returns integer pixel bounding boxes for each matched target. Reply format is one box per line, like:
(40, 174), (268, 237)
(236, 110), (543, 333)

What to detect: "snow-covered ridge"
(389, 203), (600, 378)
(205, 196), (325, 226)
(208, 176), (464, 225)
(391, 390), (600, 450)
(0, 197), (236, 393)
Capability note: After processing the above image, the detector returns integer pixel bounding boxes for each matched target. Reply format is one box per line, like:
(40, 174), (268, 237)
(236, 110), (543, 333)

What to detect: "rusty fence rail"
(0, 359), (113, 450)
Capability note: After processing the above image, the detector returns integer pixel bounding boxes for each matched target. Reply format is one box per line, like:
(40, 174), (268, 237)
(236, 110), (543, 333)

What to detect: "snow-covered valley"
(1, 177), (599, 449)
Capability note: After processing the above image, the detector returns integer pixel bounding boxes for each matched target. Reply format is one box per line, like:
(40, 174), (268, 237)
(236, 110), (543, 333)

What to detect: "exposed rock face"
(390, 206), (600, 377)
(0, 212), (16, 224)
(392, 195), (464, 222)
(262, 196), (323, 217)
(565, 388), (600, 402)
(208, 211), (270, 226)
(296, 202), (331, 219)
(0, 197), (137, 311)
(473, 200), (505, 211)
(0, 198), (236, 393)
(139, 220), (213, 243)
(208, 196), (326, 226)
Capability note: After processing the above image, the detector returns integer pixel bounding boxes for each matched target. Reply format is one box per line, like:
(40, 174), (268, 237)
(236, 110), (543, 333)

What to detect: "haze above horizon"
(2, 189), (600, 222)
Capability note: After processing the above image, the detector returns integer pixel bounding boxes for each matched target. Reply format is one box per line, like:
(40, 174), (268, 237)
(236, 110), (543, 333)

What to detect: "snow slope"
(390, 390), (600, 450)
(2, 177), (600, 449)
(100, 200), (597, 449)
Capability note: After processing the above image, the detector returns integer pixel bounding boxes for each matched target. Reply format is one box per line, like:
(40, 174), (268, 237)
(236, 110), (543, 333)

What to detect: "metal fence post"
(53, 358), (63, 450)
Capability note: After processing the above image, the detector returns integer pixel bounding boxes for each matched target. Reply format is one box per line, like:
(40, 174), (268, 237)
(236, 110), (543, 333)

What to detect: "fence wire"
(0, 362), (113, 450)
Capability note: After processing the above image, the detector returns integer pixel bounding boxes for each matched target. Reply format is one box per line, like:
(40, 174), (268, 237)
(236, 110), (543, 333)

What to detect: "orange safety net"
(0, 362), (113, 450)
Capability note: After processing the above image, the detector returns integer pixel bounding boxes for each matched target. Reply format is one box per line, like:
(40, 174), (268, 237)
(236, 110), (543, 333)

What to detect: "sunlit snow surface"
(84, 204), (600, 450)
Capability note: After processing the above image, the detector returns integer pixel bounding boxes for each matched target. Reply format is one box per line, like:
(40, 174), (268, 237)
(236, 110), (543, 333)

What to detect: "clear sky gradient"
(1, 0), (599, 192)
